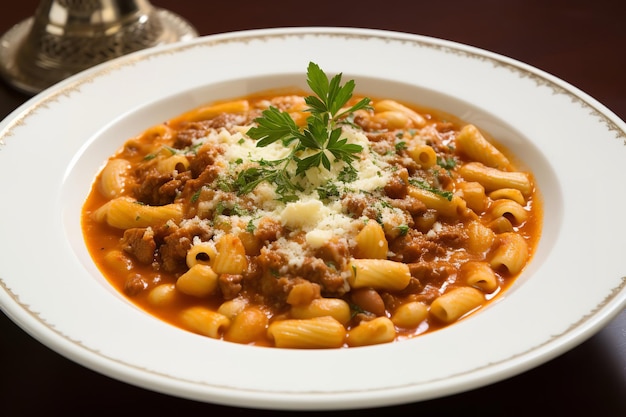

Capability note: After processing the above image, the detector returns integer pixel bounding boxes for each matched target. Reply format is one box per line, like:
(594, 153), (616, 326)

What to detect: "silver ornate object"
(0, 0), (198, 95)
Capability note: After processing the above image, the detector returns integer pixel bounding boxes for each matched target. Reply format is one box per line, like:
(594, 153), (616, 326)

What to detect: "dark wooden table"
(1, 1), (625, 415)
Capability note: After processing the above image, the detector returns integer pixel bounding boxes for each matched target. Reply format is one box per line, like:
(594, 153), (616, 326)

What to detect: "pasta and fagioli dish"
(81, 63), (542, 348)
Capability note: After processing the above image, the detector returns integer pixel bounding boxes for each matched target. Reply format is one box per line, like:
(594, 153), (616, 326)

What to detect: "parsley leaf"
(242, 62), (371, 200)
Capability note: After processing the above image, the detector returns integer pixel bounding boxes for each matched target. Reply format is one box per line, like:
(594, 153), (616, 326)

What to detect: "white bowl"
(0, 27), (624, 410)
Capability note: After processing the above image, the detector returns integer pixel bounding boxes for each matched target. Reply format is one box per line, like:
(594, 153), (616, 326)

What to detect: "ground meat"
(388, 196), (427, 216)
(121, 228), (156, 264)
(254, 217), (283, 243)
(435, 167), (453, 189)
(245, 249), (288, 305)
(389, 220), (469, 263)
(369, 140), (396, 156)
(180, 165), (221, 200)
(250, 244), (348, 307)
(399, 277), (423, 295)
(172, 115), (250, 148)
(219, 274), (243, 300)
(315, 238), (350, 269)
(431, 223), (467, 248)
(188, 146), (222, 178)
(298, 257), (347, 296)
(365, 131), (396, 143)
(388, 230), (446, 262)
(124, 274), (149, 296)
(133, 169), (176, 205)
(242, 258), (298, 308)
(172, 122), (211, 149)
(158, 236), (191, 273)
(352, 112), (385, 131)
(159, 171), (192, 199)
(267, 95), (305, 111)
(384, 168), (409, 199)
(342, 193), (370, 218)
(408, 262), (455, 288)
(157, 222), (212, 272)
(205, 112), (250, 129)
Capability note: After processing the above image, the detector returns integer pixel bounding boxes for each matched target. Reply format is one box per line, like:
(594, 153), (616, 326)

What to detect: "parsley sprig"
(237, 62), (371, 200)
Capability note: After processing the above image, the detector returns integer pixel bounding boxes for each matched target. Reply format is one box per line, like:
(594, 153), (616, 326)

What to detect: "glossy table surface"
(1, 1), (625, 415)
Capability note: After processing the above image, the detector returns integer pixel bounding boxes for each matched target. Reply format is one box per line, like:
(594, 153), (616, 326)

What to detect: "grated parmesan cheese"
(190, 122), (394, 267)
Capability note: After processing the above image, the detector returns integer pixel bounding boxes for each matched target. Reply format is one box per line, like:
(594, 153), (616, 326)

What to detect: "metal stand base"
(0, 6), (197, 95)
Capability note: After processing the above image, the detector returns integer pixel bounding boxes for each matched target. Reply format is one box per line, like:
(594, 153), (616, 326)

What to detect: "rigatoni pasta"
(81, 66), (541, 349)
(430, 287), (485, 323)
(267, 316), (347, 349)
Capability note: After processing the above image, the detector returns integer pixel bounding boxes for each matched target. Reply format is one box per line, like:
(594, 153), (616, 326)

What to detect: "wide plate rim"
(1, 26), (625, 411)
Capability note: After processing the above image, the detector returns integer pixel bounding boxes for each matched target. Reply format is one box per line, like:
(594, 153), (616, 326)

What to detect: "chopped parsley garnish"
(409, 178), (454, 201)
(317, 181), (340, 200)
(237, 62), (371, 200)
(437, 155), (457, 171)
(337, 165), (358, 183)
(216, 176), (234, 192)
(190, 188), (202, 203)
(396, 224), (410, 236)
(246, 218), (256, 233)
(235, 159), (302, 203)
(215, 201), (252, 218)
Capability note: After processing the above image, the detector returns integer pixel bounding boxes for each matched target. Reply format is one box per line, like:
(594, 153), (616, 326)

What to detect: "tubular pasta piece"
(488, 216), (514, 234)
(148, 283), (177, 307)
(407, 185), (468, 218)
(213, 234), (248, 274)
(456, 181), (487, 213)
(290, 298), (352, 325)
(391, 301), (428, 329)
(156, 154), (190, 174)
(217, 297), (249, 320)
(98, 197), (183, 229)
(267, 316), (346, 349)
(348, 259), (411, 291)
(490, 232), (529, 275)
(180, 306), (230, 339)
(176, 264), (218, 297)
(373, 99), (426, 127)
(488, 199), (528, 225)
(186, 241), (217, 269)
(225, 307), (269, 344)
(460, 261), (498, 293)
(102, 249), (132, 276)
(99, 158), (131, 199)
(407, 144), (438, 168)
(430, 287), (484, 324)
(237, 231), (261, 256)
(139, 123), (174, 142)
(466, 220), (496, 254)
(346, 317), (396, 347)
(286, 281), (320, 306)
(171, 100), (250, 124)
(458, 162), (532, 197)
(489, 188), (526, 205)
(354, 221), (388, 259)
(455, 124), (511, 169)
(373, 111), (411, 129)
